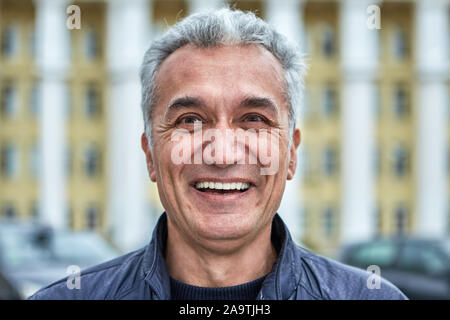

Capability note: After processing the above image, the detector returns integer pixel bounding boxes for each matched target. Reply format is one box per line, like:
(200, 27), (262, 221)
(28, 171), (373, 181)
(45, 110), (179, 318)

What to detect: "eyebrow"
(165, 95), (279, 115)
(239, 96), (279, 114)
(166, 96), (204, 112)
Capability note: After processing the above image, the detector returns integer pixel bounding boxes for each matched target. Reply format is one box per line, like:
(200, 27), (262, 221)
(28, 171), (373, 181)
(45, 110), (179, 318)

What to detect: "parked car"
(0, 221), (121, 299)
(0, 269), (21, 300)
(339, 237), (450, 299)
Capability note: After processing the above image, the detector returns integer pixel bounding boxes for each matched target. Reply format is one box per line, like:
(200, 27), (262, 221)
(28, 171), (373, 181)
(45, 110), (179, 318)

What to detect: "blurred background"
(0, 0), (449, 299)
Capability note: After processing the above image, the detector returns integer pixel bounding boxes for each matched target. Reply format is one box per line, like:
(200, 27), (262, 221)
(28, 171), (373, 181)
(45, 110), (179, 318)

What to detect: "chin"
(200, 230), (244, 241)
(194, 212), (257, 241)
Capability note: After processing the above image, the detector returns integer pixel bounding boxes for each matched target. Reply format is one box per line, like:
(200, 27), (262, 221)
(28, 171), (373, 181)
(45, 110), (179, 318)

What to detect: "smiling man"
(146, 43), (289, 294)
(30, 8), (407, 300)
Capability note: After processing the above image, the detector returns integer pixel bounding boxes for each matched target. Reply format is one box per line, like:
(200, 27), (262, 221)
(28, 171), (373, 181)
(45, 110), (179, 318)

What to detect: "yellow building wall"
(376, 2), (415, 236)
(0, 0), (38, 221)
(300, 1), (341, 256)
(0, 0), (441, 256)
(67, 1), (108, 234)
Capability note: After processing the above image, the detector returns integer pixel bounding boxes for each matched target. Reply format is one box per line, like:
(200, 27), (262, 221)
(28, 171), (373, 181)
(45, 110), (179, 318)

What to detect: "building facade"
(0, 0), (449, 255)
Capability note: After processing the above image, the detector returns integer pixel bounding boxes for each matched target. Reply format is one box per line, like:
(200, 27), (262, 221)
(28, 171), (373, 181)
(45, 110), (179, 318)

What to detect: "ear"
(287, 128), (301, 180)
(141, 133), (157, 182)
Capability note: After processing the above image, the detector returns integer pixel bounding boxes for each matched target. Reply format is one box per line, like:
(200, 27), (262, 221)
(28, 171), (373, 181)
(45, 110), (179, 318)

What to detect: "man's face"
(142, 44), (301, 249)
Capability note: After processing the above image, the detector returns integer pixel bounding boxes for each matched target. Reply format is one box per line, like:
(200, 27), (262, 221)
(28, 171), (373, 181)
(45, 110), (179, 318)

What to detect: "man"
(30, 8), (407, 300)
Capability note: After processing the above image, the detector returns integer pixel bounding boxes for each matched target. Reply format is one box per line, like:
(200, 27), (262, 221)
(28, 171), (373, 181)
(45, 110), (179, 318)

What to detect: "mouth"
(192, 181), (252, 195)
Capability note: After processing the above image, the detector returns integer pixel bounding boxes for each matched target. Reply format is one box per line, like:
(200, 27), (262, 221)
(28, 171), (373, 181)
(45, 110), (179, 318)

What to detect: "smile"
(194, 181), (251, 194)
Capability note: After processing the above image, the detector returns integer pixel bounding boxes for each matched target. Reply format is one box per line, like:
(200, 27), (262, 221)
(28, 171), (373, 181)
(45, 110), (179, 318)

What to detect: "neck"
(165, 220), (277, 287)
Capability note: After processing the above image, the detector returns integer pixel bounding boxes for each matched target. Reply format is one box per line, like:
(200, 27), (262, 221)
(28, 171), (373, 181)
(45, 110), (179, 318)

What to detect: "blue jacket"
(29, 213), (407, 300)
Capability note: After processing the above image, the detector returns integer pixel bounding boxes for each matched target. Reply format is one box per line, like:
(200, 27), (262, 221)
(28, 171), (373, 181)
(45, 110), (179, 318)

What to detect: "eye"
(244, 114), (265, 122)
(178, 115), (203, 125)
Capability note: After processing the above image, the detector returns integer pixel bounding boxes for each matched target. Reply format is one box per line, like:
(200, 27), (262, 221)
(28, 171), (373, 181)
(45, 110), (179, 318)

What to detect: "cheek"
(168, 130), (195, 165)
(154, 158), (186, 211)
(153, 139), (184, 185)
(255, 130), (285, 176)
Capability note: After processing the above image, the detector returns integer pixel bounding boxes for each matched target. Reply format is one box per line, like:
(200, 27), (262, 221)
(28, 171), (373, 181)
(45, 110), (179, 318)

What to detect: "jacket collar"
(143, 213), (171, 299)
(143, 212), (300, 300)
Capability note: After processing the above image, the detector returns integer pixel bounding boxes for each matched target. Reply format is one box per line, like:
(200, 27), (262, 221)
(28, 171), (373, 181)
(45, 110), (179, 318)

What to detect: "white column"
(107, 0), (152, 252)
(340, 0), (378, 244)
(415, 0), (449, 237)
(265, 0), (305, 51)
(35, 0), (70, 230)
(265, 0), (305, 243)
(188, 0), (224, 14)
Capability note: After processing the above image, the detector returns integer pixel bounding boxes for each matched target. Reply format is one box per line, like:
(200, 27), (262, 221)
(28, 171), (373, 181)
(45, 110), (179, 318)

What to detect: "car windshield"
(443, 239), (450, 257)
(0, 227), (53, 269)
(0, 225), (120, 270)
(50, 232), (119, 267)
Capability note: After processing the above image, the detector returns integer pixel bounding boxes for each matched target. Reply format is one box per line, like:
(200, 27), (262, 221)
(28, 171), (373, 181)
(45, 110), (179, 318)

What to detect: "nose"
(202, 124), (247, 167)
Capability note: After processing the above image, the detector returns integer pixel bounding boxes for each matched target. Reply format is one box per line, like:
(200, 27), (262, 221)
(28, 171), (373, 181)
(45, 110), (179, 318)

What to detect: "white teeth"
(195, 181), (250, 191)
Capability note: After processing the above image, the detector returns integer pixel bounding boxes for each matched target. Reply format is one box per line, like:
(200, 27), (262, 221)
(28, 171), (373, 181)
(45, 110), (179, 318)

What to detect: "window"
(322, 206), (335, 238)
(85, 84), (101, 118)
(85, 29), (99, 59)
(320, 25), (335, 58)
(1, 83), (17, 119)
(0, 143), (18, 179)
(392, 27), (409, 60)
(1, 26), (18, 58)
(394, 204), (408, 235)
(392, 144), (409, 177)
(1, 203), (16, 219)
(393, 85), (409, 118)
(29, 83), (40, 117)
(30, 143), (40, 179)
(84, 144), (101, 178)
(86, 204), (99, 230)
(322, 145), (338, 176)
(321, 86), (338, 118)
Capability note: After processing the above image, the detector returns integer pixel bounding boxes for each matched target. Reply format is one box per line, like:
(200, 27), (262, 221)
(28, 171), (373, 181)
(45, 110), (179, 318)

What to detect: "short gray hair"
(140, 7), (306, 145)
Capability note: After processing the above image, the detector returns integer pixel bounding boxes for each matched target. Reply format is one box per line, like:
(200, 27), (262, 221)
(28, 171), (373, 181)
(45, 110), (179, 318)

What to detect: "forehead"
(154, 44), (287, 105)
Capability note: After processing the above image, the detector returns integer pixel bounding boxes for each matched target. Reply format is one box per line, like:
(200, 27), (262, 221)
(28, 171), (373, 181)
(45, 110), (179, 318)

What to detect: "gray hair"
(140, 7), (306, 146)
